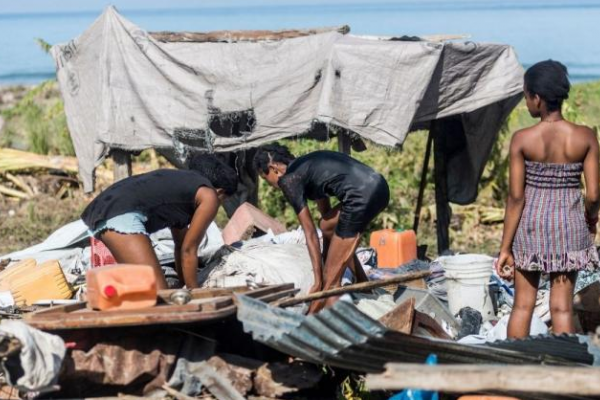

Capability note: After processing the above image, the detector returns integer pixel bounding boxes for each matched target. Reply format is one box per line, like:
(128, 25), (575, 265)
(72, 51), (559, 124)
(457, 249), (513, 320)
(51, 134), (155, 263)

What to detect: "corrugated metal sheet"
(489, 334), (598, 366)
(236, 295), (597, 374)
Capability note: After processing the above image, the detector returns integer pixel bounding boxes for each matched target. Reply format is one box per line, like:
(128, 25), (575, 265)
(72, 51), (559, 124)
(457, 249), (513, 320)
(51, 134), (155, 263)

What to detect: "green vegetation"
(1, 81), (73, 155)
(1, 79), (599, 255)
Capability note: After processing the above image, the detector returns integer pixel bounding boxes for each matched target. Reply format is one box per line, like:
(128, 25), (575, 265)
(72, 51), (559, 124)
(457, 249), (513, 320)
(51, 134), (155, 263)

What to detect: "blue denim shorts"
(89, 212), (149, 238)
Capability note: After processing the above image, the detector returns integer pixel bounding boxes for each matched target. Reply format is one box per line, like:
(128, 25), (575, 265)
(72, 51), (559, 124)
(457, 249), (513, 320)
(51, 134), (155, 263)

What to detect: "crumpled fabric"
(199, 243), (314, 296)
(0, 320), (65, 392)
(51, 7), (523, 194)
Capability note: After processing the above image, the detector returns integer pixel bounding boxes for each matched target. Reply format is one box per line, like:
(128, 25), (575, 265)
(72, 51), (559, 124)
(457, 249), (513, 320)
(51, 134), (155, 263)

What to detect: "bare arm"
(180, 187), (219, 289)
(583, 129), (600, 222)
(498, 133), (526, 273)
(316, 198), (331, 216)
(170, 227), (188, 284)
(297, 206), (323, 292)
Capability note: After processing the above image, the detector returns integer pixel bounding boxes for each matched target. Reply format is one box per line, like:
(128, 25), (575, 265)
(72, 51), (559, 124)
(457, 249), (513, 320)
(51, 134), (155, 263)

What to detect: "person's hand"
(496, 250), (515, 281)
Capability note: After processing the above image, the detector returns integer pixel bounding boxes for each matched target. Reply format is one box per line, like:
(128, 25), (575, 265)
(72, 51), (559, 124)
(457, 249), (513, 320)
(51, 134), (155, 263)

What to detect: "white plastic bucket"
(440, 254), (495, 321)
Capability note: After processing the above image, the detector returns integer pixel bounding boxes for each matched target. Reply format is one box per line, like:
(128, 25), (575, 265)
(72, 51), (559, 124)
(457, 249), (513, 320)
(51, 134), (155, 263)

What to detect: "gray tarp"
(52, 6), (523, 195)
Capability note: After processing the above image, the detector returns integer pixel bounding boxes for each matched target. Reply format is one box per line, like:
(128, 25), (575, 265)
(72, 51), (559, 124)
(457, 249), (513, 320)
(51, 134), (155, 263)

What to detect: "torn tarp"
(52, 7), (523, 194)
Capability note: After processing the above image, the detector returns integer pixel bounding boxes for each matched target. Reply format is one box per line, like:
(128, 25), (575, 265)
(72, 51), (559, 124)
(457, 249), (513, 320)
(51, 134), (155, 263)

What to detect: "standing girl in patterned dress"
(497, 60), (600, 338)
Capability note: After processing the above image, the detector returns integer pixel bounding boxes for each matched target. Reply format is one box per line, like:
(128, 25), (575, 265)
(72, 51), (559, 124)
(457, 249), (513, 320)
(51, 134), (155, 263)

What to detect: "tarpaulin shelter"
(52, 6), (524, 252)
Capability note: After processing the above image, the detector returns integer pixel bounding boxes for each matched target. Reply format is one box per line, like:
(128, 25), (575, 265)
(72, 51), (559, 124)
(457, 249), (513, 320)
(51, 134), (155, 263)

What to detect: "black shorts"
(335, 175), (390, 238)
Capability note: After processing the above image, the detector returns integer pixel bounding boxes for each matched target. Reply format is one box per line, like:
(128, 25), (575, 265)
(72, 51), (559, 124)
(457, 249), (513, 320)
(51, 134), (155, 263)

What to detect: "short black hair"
(188, 154), (238, 196)
(524, 60), (570, 112)
(253, 143), (296, 174)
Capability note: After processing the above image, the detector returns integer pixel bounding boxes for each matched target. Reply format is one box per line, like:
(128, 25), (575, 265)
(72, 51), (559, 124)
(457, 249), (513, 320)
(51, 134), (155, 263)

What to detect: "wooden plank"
(150, 25), (349, 43)
(246, 288), (300, 305)
(337, 131), (352, 155)
(366, 364), (600, 395)
(25, 305), (237, 330)
(25, 301), (87, 316)
(111, 149), (132, 182)
(158, 285), (251, 302)
(25, 284), (294, 330)
(378, 297), (415, 334)
(278, 272), (430, 307)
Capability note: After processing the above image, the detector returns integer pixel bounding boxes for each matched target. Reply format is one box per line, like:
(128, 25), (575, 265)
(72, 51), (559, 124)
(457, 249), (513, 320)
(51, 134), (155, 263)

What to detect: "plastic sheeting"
(51, 7), (523, 193)
(0, 219), (224, 278)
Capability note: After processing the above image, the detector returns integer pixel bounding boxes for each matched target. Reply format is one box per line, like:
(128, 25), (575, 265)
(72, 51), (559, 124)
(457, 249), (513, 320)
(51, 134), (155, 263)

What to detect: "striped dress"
(512, 161), (599, 273)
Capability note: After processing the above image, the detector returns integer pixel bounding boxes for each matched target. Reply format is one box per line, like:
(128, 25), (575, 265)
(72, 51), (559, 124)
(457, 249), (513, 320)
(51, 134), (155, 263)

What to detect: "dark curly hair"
(253, 143), (296, 174)
(188, 154), (238, 196)
(525, 60), (570, 112)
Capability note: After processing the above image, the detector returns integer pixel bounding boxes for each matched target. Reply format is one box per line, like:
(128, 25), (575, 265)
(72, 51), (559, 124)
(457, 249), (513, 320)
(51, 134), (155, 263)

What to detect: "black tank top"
(278, 151), (384, 214)
(82, 169), (213, 233)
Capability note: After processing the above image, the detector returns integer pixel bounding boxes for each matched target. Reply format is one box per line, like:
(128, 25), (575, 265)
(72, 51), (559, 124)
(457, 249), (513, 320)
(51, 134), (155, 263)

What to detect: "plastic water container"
(86, 264), (157, 311)
(370, 229), (417, 268)
(440, 254), (494, 321)
(10, 260), (73, 306)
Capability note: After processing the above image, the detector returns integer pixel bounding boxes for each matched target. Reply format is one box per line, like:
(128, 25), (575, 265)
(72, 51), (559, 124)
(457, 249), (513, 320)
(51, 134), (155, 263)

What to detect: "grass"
(1, 79), (599, 256)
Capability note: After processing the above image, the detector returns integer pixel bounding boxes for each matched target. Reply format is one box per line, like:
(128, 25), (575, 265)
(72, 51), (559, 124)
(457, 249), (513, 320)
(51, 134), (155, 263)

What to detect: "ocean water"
(1, 0), (600, 84)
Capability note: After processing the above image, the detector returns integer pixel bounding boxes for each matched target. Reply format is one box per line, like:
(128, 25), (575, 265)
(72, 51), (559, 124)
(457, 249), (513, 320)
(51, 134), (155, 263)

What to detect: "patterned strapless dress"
(512, 161), (599, 272)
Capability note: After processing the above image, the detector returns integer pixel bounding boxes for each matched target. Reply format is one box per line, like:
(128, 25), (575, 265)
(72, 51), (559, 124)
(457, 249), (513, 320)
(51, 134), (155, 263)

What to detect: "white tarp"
(52, 7), (524, 192)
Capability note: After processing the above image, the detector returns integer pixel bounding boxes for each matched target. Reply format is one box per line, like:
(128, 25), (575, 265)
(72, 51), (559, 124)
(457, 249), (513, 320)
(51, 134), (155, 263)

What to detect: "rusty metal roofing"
(236, 295), (598, 374)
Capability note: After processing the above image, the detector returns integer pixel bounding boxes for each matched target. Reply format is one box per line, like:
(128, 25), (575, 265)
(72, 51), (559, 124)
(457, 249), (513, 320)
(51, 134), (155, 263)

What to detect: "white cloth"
(198, 243), (314, 295)
(0, 320), (65, 392)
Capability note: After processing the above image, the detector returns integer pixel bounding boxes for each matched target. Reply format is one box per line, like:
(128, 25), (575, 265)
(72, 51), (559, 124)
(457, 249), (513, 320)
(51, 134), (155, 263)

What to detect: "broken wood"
(26, 284), (295, 330)
(254, 361), (323, 398)
(0, 184), (29, 199)
(4, 172), (34, 197)
(150, 25), (350, 43)
(366, 364), (600, 396)
(162, 385), (197, 400)
(192, 362), (246, 400)
(207, 356), (255, 396)
(378, 297), (415, 334)
(278, 271), (430, 307)
(412, 310), (452, 339)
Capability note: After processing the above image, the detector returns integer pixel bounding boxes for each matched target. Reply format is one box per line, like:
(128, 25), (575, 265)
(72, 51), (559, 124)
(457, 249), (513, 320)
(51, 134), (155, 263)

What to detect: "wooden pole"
(432, 122), (451, 254)
(413, 131), (433, 233)
(150, 25), (350, 43)
(366, 364), (600, 396)
(337, 130), (352, 155)
(278, 270), (430, 307)
(112, 149), (132, 183)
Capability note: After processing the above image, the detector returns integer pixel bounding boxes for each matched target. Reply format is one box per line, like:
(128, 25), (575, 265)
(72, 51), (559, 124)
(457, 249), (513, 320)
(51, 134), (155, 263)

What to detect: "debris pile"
(0, 205), (599, 400)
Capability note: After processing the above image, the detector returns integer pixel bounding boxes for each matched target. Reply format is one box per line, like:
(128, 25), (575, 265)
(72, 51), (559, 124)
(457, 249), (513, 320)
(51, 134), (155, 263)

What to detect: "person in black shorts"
(253, 144), (390, 313)
(81, 155), (237, 289)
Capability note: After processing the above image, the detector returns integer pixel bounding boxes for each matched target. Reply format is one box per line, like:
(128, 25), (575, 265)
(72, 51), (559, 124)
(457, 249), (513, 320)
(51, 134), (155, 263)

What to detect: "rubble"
(1, 215), (599, 399)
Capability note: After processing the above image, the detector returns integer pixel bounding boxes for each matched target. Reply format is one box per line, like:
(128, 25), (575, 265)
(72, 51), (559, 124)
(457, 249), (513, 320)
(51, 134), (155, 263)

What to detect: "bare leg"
(507, 269), (540, 339)
(549, 271), (577, 334)
(319, 205), (341, 263)
(100, 230), (168, 290)
(307, 233), (360, 314)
